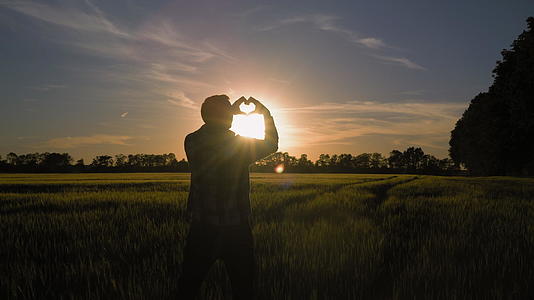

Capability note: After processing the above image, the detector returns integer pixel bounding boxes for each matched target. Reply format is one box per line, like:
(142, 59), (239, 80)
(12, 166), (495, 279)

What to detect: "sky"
(1, 0), (533, 162)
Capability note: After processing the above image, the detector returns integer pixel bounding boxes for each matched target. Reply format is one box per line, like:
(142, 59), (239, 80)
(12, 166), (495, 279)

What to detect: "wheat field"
(1, 173), (533, 299)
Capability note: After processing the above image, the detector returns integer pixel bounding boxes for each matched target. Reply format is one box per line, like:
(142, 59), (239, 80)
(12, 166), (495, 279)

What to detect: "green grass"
(1, 173), (533, 299)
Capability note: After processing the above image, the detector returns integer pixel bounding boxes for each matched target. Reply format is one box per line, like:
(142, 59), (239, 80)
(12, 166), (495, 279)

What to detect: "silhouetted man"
(177, 95), (278, 299)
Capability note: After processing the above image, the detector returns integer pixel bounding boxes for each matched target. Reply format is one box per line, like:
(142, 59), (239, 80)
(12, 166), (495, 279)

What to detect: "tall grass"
(1, 173), (533, 299)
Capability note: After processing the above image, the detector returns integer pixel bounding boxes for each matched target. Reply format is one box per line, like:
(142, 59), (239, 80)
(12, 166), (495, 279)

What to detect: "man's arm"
(238, 97), (279, 163)
(184, 134), (195, 169)
(258, 111), (279, 159)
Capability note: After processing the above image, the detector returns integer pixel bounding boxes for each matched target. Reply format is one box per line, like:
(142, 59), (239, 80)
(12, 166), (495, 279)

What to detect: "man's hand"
(231, 96), (248, 115)
(248, 97), (271, 117)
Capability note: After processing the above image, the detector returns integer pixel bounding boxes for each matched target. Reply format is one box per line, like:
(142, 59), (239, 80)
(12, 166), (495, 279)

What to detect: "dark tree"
(91, 155), (114, 168)
(450, 17), (534, 175)
(6, 152), (18, 166)
(115, 154), (127, 167)
(353, 153), (370, 169)
(315, 154), (331, 168)
(41, 153), (73, 170)
(297, 154), (313, 169)
(369, 153), (386, 169)
(403, 147), (425, 172)
(388, 150), (403, 169)
(450, 93), (509, 175)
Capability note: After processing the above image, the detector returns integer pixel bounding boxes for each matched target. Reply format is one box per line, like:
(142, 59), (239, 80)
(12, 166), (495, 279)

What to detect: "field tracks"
(254, 176), (398, 223)
(3, 174), (534, 299)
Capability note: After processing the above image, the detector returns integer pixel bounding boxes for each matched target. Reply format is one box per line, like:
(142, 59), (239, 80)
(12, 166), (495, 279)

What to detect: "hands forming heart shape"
(232, 96), (269, 116)
(239, 102), (256, 114)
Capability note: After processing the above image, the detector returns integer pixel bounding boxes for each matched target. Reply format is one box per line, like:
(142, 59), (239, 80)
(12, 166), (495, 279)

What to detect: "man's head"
(201, 94), (233, 128)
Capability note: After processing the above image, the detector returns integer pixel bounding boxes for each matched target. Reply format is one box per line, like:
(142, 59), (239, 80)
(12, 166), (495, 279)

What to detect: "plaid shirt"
(185, 115), (278, 225)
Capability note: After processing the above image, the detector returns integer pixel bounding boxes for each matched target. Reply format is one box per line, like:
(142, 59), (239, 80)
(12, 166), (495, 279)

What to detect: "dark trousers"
(177, 221), (255, 300)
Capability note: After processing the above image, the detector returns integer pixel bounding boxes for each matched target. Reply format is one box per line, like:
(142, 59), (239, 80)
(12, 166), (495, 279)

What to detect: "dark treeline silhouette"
(252, 147), (460, 175)
(0, 152), (189, 173)
(0, 147), (461, 175)
(450, 17), (534, 176)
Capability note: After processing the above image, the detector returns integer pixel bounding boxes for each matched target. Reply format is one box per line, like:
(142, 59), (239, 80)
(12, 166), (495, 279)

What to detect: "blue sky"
(1, 0), (533, 161)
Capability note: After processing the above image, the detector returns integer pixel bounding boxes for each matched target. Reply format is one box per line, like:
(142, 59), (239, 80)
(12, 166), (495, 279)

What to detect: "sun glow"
(230, 114), (265, 139)
(226, 94), (289, 148)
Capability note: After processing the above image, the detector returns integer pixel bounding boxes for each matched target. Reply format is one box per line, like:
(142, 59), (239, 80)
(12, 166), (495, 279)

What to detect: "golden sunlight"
(275, 164), (284, 174)
(230, 114), (265, 139)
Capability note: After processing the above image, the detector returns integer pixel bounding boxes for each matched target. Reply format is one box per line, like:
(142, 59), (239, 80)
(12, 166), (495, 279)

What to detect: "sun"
(230, 114), (265, 139)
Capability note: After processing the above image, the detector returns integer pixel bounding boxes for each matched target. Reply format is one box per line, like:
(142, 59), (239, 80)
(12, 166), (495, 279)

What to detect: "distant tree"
(420, 154), (440, 173)
(450, 17), (534, 175)
(353, 153), (371, 169)
(0, 150), (460, 174)
(403, 147), (425, 172)
(164, 153), (178, 166)
(115, 154), (127, 167)
(388, 150), (403, 169)
(369, 153), (386, 168)
(91, 155), (114, 168)
(17, 153), (41, 167)
(6, 152), (18, 165)
(176, 158), (189, 171)
(41, 153), (72, 169)
(439, 158), (458, 172)
(297, 154), (312, 167)
(315, 154), (331, 168)
(337, 154), (353, 169)
(330, 154), (339, 167)
(0, 155), (6, 168)
(72, 158), (85, 172)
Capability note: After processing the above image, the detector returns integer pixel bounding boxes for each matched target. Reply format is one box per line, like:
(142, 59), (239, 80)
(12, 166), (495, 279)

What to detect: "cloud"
(43, 134), (133, 149)
(231, 5), (269, 18)
(2, 0), (129, 37)
(258, 14), (387, 49)
(167, 91), (197, 110)
(1, 1), (233, 95)
(372, 55), (426, 70)
(258, 14), (426, 70)
(357, 37), (386, 49)
(278, 100), (466, 153)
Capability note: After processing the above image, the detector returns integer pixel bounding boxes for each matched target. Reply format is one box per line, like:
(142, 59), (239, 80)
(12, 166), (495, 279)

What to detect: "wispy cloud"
(43, 134), (133, 149)
(231, 5), (269, 18)
(2, 0), (129, 36)
(258, 14), (387, 49)
(1, 1), (233, 95)
(357, 37), (386, 49)
(372, 55), (426, 70)
(258, 14), (425, 70)
(167, 91), (197, 110)
(279, 100), (466, 152)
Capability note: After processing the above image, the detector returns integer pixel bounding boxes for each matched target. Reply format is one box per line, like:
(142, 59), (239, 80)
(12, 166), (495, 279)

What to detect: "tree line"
(252, 147), (459, 174)
(0, 152), (189, 173)
(450, 17), (534, 175)
(0, 147), (461, 175)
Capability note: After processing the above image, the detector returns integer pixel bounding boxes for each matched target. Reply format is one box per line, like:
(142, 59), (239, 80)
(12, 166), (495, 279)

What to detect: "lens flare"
(275, 164), (284, 174)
